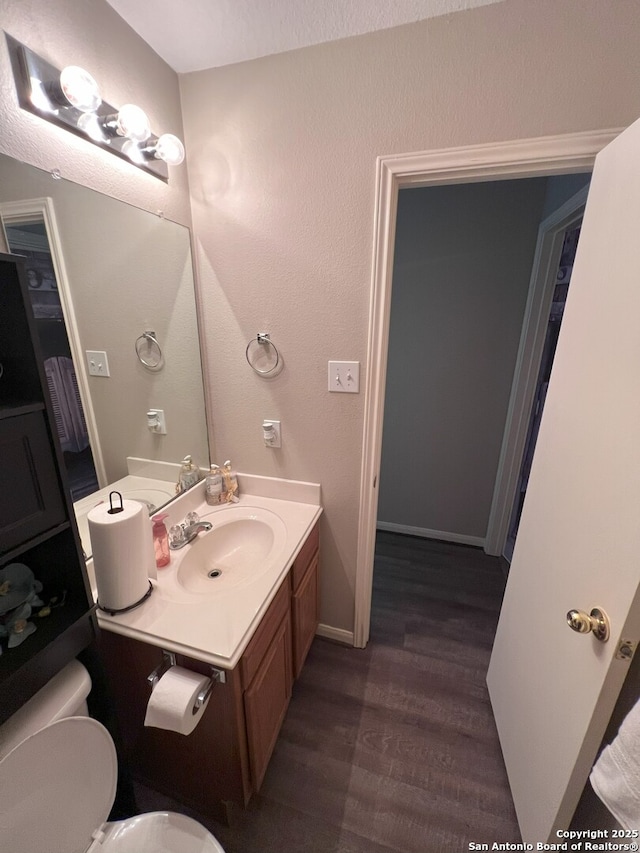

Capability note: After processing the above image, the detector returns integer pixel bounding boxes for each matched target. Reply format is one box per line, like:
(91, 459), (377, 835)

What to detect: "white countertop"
(91, 475), (322, 670)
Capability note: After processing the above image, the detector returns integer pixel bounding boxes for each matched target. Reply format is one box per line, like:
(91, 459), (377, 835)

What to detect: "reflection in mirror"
(0, 154), (209, 557)
(3, 203), (102, 500)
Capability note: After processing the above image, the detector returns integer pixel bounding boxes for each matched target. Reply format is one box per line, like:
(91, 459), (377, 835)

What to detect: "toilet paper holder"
(147, 650), (227, 713)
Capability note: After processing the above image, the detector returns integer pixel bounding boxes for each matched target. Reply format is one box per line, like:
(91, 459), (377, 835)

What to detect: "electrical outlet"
(86, 350), (110, 377)
(328, 361), (360, 393)
(263, 419), (281, 448)
(147, 408), (167, 434)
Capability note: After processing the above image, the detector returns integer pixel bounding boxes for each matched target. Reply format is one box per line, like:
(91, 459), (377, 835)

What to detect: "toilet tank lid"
(0, 660), (92, 759)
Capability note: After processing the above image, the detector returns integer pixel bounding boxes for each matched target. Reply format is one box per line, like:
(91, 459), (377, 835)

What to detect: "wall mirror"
(0, 153), (210, 556)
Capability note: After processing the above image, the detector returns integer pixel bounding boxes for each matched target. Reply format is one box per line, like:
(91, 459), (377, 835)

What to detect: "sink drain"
(208, 568), (223, 579)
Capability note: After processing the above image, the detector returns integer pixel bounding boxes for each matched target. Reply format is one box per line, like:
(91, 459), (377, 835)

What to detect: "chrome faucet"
(169, 513), (212, 550)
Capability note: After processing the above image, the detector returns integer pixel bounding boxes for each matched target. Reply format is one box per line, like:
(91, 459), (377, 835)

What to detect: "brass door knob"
(566, 607), (610, 642)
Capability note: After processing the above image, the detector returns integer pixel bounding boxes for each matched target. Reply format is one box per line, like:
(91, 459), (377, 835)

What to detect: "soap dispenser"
(205, 463), (224, 506)
(176, 454), (202, 493)
(222, 460), (239, 503)
(152, 513), (170, 568)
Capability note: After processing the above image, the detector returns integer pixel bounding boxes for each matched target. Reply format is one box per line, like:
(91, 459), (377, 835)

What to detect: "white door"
(487, 117), (640, 842)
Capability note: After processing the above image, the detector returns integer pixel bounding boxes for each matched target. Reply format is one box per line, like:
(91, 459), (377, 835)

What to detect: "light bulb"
(155, 133), (185, 166)
(58, 66), (101, 112)
(116, 104), (150, 143)
(77, 112), (106, 142)
(30, 77), (54, 112)
(122, 139), (145, 164)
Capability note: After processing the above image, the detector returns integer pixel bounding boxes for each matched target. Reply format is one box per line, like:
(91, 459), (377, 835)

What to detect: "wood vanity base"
(99, 521), (319, 824)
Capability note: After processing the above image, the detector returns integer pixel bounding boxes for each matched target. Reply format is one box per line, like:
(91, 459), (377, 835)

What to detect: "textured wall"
(181, 0), (640, 634)
(0, 0), (191, 225)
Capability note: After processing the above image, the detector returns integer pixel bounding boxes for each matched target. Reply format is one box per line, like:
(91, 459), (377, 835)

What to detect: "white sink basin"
(172, 506), (287, 596)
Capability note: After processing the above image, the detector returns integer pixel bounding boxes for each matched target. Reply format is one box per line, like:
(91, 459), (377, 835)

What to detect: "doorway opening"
(3, 216), (101, 500)
(355, 128), (630, 843)
(376, 175), (590, 563)
(355, 130), (618, 651)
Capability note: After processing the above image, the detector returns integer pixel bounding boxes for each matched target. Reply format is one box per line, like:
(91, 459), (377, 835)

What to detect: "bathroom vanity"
(96, 480), (321, 823)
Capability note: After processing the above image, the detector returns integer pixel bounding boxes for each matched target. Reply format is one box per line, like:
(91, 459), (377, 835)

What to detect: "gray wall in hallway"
(378, 177), (552, 541)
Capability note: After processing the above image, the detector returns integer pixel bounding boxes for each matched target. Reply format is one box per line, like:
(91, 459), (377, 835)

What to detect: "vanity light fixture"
(6, 33), (185, 181)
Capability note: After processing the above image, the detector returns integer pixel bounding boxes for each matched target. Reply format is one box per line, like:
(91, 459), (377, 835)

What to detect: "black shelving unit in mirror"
(0, 252), (95, 724)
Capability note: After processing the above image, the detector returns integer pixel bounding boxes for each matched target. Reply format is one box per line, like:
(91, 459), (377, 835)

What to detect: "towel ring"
(245, 332), (280, 376)
(135, 330), (163, 370)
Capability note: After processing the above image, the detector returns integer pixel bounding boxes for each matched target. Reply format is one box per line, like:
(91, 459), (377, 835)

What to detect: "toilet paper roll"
(144, 666), (211, 735)
(88, 498), (155, 613)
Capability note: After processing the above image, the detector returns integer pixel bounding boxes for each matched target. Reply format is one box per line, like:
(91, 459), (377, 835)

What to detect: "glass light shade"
(29, 77), (54, 112)
(155, 133), (185, 166)
(77, 112), (106, 142)
(59, 65), (101, 112)
(116, 104), (151, 143)
(122, 139), (145, 164)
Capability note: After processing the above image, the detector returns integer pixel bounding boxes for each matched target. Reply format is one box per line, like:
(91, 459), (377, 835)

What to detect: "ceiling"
(105, 0), (504, 74)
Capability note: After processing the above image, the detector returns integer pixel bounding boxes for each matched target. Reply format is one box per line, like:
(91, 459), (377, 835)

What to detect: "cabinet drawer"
(291, 522), (319, 591)
(240, 575), (291, 690)
(0, 410), (66, 554)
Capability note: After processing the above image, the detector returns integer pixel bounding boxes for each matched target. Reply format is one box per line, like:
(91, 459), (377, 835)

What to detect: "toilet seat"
(0, 716), (225, 853)
(101, 811), (226, 852)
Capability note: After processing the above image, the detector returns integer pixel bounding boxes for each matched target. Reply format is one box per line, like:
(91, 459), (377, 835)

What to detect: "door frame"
(0, 197), (107, 487)
(354, 129), (622, 649)
(485, 184), (590, 557)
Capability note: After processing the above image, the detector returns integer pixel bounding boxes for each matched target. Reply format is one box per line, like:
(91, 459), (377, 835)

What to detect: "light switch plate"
(86, 350), (110, 377)
(328, 361), (360, 393)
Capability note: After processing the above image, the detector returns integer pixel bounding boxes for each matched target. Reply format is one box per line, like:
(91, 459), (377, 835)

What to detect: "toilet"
(0, 660), (227, 853)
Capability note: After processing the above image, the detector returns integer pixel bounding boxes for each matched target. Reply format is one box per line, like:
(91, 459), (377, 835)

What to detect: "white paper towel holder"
(147, 651), (226, 714)
(95, 491), (154, 616)
(98, 581), (153, 616)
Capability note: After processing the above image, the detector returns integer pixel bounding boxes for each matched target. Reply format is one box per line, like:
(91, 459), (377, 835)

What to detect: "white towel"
(591, 698), (640, 829)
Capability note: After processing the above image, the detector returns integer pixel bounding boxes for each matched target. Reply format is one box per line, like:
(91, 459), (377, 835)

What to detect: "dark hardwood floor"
(135, 532), (521, 851)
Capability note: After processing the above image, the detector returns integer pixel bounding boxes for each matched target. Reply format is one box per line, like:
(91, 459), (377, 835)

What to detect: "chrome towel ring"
(135, 330), (163, 370)
(245, 332), (280, 376)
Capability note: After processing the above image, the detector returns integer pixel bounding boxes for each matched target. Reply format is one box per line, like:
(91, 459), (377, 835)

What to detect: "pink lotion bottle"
(152, 513), (170, 568)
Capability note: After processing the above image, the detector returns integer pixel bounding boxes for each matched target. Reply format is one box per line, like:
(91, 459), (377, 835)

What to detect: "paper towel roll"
(144, 666), (211, 735)
(88, 498), (155, 613)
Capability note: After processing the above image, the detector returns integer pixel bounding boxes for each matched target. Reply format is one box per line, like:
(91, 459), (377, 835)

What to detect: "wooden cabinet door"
(99, 631), (251, 823)
(243, 609), (292, 791)
(292, 552), (319, 678)
(0, 410), (66, 553)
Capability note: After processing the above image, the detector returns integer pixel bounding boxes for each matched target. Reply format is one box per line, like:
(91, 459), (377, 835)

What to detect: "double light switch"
(328, 361), (360, 393)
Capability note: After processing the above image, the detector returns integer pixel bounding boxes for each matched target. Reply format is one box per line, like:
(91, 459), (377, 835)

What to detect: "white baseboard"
(316, 623), (354, 646)
(376, 520), (485, 548)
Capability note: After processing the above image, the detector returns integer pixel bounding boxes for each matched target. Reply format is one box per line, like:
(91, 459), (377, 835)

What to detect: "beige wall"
(0, 0), (191, 225)
(2, 0), (640, 636)
(181, 0), (640, 634)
